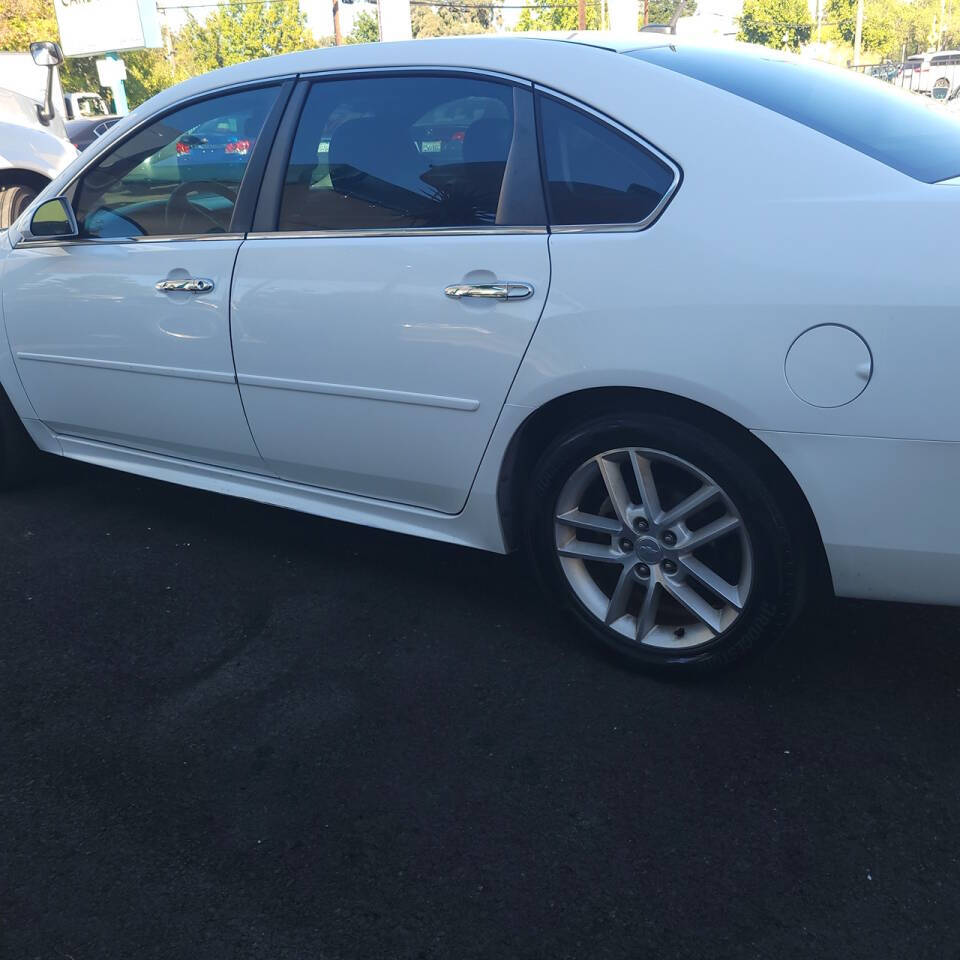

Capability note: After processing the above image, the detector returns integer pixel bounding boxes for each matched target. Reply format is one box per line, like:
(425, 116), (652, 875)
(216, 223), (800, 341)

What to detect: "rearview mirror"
(25, 197), (79, 240)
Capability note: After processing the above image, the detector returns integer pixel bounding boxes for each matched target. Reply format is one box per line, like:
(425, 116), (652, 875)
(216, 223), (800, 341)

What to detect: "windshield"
(627, 45), (960, 183)
(77, 95), (107, 117)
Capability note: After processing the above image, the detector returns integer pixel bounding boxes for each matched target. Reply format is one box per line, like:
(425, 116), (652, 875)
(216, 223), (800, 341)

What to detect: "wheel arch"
(0, 168), (51, 193)
(496, 386), (832, 594)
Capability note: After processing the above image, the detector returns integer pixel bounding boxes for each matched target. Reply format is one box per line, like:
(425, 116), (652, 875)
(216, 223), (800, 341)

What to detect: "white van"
(0, 43), (77, 229)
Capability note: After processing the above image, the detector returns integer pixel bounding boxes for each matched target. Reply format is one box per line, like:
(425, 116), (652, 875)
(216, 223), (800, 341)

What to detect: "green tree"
(737, 0), (812, 50)
(412, 1), (496, 37)
(174, 0), (314, 76)
(123, 47), (175, 107)
(827, 0), (899, 54)
(643, 0), (697, 27)
(0, 0), (58, 51)
(346, 9), (380, 42)
(516, 0), (604, 32)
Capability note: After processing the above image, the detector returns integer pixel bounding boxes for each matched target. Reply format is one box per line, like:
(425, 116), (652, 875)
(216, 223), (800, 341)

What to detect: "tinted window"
(629, 46), (960, 183)
(279, 75), (524, 231)
(73, 86), (278, 239)
(537, 95), (675, 226)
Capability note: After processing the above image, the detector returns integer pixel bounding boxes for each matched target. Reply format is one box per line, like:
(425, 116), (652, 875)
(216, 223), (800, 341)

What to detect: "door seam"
(227, 238), (273, 471)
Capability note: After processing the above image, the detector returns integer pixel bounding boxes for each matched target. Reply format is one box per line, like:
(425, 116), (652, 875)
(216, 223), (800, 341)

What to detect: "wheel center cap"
(635, 537), (664, 564)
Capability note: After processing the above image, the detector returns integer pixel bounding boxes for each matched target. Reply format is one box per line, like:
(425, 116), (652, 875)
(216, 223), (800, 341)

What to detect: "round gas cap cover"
(785, 324), (872, 408)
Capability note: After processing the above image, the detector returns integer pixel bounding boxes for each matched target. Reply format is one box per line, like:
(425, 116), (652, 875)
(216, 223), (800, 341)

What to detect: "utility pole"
(578, 0), (587, 29)
(643, 0), (648, 25)
(853, 0), (864, 66)
(333, 0), (342, 44)
(815, 0), (822, 44)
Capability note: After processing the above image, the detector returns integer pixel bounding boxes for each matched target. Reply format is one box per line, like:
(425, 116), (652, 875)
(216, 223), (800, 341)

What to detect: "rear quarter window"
(537, 94), (677, 227)
(628, 46), (960, 183)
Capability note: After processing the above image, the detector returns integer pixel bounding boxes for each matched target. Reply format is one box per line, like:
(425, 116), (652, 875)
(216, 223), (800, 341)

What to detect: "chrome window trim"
(16, 233), (245, 249)
(297, 65), (532, 87)
(247, 226), (547, 240)
(534, 85), (682, 234)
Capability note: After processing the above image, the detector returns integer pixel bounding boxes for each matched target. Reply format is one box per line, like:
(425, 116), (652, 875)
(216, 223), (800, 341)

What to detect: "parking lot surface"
(2, 457), (960, 959)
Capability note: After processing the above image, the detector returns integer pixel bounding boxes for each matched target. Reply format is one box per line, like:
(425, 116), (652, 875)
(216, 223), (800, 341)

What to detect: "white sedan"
(2, 35), (959, 673)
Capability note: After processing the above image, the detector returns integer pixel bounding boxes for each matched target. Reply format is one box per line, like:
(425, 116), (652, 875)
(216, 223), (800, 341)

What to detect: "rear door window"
(278, 74), (543, 231)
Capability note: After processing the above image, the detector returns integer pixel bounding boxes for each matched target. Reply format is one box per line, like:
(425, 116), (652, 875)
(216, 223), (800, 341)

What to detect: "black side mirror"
(24, 197), (79, 241)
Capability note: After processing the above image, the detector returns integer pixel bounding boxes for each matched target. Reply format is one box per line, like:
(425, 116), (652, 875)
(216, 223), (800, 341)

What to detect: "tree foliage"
(826, 0), (960, 57)
(516, 0), (604, 32)
(644, 0), (697, 27)
(174, 1), (313, 76)
(412, 1), (497, 37)
(738, 0), (812, 50)
(345, 9), (381, 43)
(0, 0), (58, 52)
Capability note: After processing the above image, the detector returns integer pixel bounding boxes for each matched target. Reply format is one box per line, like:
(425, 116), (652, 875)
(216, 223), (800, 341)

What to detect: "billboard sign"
(53, 0), (162, 58)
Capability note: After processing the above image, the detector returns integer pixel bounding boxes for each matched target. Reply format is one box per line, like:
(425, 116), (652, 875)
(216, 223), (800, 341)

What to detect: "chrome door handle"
(444, 282), (534, 301)
(156, 278), (215, 294)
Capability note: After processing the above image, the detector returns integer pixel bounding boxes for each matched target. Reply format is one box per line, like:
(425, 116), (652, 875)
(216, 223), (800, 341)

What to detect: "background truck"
(0, 43), (78, 229)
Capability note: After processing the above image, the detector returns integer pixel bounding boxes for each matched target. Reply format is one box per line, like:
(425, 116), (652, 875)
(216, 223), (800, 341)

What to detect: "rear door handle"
(444, 282), (534, 301)
(156, 278), (215, 294)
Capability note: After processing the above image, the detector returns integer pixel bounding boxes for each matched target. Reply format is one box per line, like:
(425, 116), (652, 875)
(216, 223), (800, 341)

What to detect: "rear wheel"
(0, 182), (40, 230)
(524, 412), (804, 674)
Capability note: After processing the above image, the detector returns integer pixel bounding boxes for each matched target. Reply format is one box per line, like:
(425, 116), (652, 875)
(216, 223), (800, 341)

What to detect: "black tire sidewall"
(524, 413), (801, 674)
(0, 184), (39, 231)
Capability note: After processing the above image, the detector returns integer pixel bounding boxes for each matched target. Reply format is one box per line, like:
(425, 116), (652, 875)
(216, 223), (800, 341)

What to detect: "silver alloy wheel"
(554, 447), (753, 649)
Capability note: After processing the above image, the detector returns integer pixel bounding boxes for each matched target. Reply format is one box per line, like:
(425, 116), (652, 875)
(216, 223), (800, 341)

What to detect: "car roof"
(131, 33), (680, 117)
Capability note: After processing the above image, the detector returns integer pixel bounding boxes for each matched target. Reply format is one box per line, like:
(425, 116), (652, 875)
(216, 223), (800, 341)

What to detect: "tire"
(0, 182), (40, 230)
(524, 412), (804, 675)
(0, 387), (37, 489)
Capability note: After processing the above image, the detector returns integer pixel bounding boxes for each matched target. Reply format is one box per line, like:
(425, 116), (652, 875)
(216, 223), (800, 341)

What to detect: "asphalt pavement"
(2, 456), (959, 959)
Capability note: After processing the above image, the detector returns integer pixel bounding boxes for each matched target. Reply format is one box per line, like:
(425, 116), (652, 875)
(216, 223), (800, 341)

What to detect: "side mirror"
(29, 41), (64, 127)
(29, 41), (63, 67)
(24, 197), (79, 241)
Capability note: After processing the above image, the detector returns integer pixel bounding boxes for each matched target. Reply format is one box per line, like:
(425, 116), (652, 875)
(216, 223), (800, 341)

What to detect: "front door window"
(73, 86), (279, 239)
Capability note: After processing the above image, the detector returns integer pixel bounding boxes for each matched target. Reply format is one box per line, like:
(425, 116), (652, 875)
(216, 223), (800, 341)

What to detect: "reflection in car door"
(231, 73), (551, 513)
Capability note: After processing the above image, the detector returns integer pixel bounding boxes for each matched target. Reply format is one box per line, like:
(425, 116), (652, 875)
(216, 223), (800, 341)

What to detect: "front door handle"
(156, 278), (215, 294)
(444, 282), (534, 302)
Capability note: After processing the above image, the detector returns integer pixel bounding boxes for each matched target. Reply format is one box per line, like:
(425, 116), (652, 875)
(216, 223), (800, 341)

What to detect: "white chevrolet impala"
(2, 35), (959, 673)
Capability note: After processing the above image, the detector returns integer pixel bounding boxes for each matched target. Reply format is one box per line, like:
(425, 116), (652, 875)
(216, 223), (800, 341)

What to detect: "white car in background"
(2, 35), (959, 674)
(0, 42), (77, 228)
(928, 50), (960, 98)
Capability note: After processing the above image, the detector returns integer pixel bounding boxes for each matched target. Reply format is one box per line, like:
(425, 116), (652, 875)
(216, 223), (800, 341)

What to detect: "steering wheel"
(164, 180), (238, 233)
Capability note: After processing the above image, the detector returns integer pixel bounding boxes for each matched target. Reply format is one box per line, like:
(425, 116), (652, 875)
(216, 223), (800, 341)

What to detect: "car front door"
(230, 72), (550, 514)
(4, 83), (284, 472)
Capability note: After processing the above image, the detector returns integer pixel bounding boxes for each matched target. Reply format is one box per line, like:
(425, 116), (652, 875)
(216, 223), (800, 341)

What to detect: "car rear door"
(230, 72), (550, 513)
(4, 81), (289, 472)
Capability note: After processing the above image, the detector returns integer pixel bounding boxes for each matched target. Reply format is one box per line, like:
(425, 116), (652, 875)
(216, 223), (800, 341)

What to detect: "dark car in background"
(66, 116), (120, 151)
